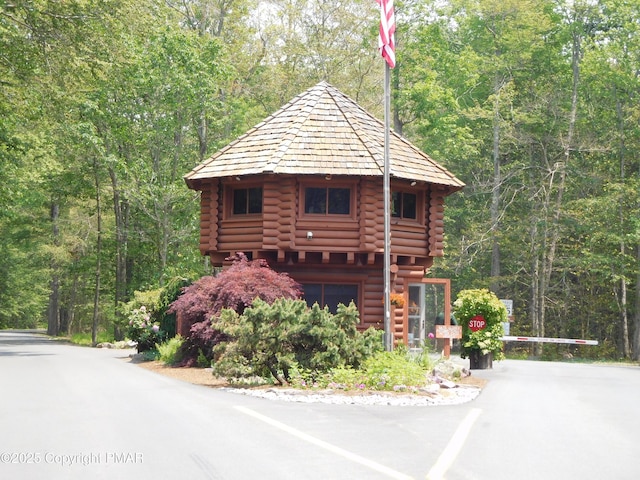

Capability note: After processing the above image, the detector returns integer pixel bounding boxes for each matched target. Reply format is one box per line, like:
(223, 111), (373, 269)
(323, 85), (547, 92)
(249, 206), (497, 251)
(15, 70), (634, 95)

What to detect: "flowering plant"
(453, 289), (506, 360)
(388, 293), (405, 308)
(126, 306), (165, 353)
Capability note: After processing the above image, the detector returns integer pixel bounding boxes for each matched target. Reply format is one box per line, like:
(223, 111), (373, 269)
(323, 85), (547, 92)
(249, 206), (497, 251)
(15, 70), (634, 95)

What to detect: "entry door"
(407, 280), (450, 348)
(407, 284), (425, 347)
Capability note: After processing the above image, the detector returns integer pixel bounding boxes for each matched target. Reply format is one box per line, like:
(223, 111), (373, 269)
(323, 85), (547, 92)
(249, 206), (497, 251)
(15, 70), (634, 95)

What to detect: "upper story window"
(304, 187), (351, 215)
(232, 187), (263, 215)
(392, 191), (417, 220)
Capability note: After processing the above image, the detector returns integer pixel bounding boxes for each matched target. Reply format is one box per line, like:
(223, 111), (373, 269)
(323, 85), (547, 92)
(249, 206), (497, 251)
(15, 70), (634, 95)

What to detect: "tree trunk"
(527, 141), (540, 354)
(490, 79), (502, 294)
(91, 159), (102, 347)
(109, 166), (129, 341)
(615, 86), (630, 358)
(535, 21), (582, 353)
(634, 242), (640, 361)
(47, 203), (60, 336)
(67, 272), (78, 335)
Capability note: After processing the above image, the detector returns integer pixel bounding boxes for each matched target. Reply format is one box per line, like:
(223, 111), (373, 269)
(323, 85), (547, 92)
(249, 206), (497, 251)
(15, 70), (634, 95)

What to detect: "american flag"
(377, 0), (396, 68)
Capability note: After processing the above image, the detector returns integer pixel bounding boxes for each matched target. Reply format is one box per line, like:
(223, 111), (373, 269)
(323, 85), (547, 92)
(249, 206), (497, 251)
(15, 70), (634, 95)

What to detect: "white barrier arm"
(501, 336), (598, 346)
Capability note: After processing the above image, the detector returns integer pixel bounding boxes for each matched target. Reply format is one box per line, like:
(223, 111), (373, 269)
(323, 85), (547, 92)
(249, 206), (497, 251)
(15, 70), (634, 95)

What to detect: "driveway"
(1, 330), (638, 479)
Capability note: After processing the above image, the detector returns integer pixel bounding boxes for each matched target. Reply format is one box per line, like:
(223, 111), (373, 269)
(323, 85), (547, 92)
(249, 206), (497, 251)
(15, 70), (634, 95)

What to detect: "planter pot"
(469, 350), (493, 369)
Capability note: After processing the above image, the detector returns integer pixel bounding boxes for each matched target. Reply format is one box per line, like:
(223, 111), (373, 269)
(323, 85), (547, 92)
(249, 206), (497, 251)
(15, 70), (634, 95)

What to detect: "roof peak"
(185, 83), (464, 191)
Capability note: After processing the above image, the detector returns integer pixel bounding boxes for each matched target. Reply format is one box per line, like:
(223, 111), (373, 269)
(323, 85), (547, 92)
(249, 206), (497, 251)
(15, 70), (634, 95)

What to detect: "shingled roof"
(185, 81), (464, 190)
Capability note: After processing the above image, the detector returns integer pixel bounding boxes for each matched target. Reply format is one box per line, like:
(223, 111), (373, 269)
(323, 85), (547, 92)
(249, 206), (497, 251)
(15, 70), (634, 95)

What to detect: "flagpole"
(383, 62), (392, 352)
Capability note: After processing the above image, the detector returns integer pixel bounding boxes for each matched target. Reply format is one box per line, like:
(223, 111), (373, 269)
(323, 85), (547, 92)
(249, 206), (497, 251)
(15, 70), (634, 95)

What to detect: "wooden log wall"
(428, 187), (446, 257)
(390, 224), (429, 257)
(198, 181), (219, 256)
(262, 176), (296, 252)
(360, 269), (384, 331)
(196, 175), (452, 275)
(359, 178), (384, 253)
(295, 219), (360, 250)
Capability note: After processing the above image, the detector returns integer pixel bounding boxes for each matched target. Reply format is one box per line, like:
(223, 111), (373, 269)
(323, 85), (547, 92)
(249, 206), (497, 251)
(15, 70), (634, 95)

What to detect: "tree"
(168, 253), (302, 365)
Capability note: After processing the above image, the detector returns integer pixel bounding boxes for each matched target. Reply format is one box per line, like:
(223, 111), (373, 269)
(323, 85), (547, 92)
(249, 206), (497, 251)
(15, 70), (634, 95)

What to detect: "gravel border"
(221, 384), (481, 406)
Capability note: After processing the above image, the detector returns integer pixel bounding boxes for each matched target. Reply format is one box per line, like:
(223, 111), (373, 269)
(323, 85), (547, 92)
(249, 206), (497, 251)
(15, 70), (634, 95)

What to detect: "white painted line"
(234, 405), (413, 480)
(426, 408), (482, 480)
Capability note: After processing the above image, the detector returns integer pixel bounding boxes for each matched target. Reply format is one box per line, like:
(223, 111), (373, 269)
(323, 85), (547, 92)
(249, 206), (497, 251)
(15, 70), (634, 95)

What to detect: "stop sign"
(469, 315), (487, 332)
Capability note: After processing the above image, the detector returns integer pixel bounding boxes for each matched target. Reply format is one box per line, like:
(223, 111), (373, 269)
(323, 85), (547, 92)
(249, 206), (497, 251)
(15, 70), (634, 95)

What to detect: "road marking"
(234, 405), (413, 480)
(426, 408), (482, 480)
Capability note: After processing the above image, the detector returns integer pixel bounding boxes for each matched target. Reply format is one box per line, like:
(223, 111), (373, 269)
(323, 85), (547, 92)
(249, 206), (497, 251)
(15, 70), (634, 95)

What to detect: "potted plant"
(453, 289), (506, 369)
(388, 293), (405, 308)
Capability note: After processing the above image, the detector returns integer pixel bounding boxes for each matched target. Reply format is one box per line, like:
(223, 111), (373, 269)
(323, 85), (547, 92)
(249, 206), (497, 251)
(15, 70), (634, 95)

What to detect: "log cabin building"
(184, 82), (464, 346)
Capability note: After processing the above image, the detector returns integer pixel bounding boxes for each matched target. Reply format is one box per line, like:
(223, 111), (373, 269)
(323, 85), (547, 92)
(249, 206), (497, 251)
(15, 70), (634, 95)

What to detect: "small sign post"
(436, 325), (462, 358)
(500, 299), (514, 321)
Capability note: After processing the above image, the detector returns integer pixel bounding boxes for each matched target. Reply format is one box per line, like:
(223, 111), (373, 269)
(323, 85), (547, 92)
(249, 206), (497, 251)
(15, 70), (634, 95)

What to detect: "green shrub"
(196, 349), (210, 368)
(125, 305), (166, 353)
(362, 349), (428, 390)
(212, 298), (383, 385)
(454, 289), (506, 360)
(139, 350), (160, 361)
(156, 335), (184, 365)
(324, 366), (367, 390)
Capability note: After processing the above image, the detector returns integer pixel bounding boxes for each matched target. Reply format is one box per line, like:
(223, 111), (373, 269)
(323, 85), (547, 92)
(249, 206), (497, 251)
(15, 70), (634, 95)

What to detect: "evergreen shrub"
(157, 335), (184, 365)
(212, 298), (383, 385)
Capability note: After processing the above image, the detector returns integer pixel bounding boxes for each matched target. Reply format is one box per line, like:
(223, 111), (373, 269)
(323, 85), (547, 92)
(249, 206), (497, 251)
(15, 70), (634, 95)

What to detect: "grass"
(68, 331), (114, 346)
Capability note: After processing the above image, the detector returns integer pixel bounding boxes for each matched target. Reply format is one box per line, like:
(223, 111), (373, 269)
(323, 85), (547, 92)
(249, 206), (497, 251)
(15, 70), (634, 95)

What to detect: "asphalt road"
(0, 330), (638, 480)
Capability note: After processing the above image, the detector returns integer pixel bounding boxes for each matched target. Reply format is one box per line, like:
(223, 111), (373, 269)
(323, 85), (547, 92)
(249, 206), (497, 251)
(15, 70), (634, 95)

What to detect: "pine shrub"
(156, 335), (184, 365)
(212, 298), (383, 385)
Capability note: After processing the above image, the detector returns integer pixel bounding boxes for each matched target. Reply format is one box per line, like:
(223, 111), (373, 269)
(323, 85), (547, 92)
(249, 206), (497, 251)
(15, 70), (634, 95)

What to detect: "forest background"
(1, 0), (638, 360)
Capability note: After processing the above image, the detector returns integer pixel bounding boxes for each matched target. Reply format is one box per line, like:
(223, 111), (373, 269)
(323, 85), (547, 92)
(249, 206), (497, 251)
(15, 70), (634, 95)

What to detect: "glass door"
(407, 279), (451, 349)
(407, 285), (424, 348)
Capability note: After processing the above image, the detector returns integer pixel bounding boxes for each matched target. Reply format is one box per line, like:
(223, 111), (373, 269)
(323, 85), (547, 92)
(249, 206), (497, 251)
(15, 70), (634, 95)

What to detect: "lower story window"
(302, 283), (358, 313)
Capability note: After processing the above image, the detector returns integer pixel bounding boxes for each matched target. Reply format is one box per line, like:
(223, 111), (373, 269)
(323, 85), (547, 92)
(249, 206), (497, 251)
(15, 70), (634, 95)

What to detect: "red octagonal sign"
(469, 315), (487, 332)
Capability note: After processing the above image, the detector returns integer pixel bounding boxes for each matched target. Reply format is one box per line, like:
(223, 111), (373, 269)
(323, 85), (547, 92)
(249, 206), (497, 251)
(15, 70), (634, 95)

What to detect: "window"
(304, 187), (350, 215)
(302, 283), (358, 313)
(232, 187), (262, 215)
(391, 191), (417, 220)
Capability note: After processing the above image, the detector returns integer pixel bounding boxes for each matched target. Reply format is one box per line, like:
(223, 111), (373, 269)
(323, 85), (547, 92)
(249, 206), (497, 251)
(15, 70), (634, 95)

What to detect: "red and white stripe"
(376, 0), (396, 68)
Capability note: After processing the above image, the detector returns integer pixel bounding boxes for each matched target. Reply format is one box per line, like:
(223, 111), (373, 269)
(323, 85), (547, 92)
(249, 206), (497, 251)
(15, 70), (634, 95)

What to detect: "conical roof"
(185, 81), (464, 191)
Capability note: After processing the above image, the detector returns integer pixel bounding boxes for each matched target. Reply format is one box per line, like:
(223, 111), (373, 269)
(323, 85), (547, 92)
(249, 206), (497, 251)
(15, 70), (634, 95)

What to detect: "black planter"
(469, 350), (493, 369)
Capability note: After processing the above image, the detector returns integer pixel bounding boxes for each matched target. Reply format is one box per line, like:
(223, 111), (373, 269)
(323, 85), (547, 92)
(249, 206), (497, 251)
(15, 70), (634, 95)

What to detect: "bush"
(125, 305), (166, 353)
(157, 335), (184, 365)
(212, 298), (383, 385)
(322, 366), (366, 390)
(454, 289), (506, 360)
(153, 277), (192, 339)
(168, 253), (302, 326)
(168, 253), (302, 366)
(288, 348), (434, 391)
(361, 348), (429, 391)
(166, 253), (301, 366)
(179, 320), (227, 367)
